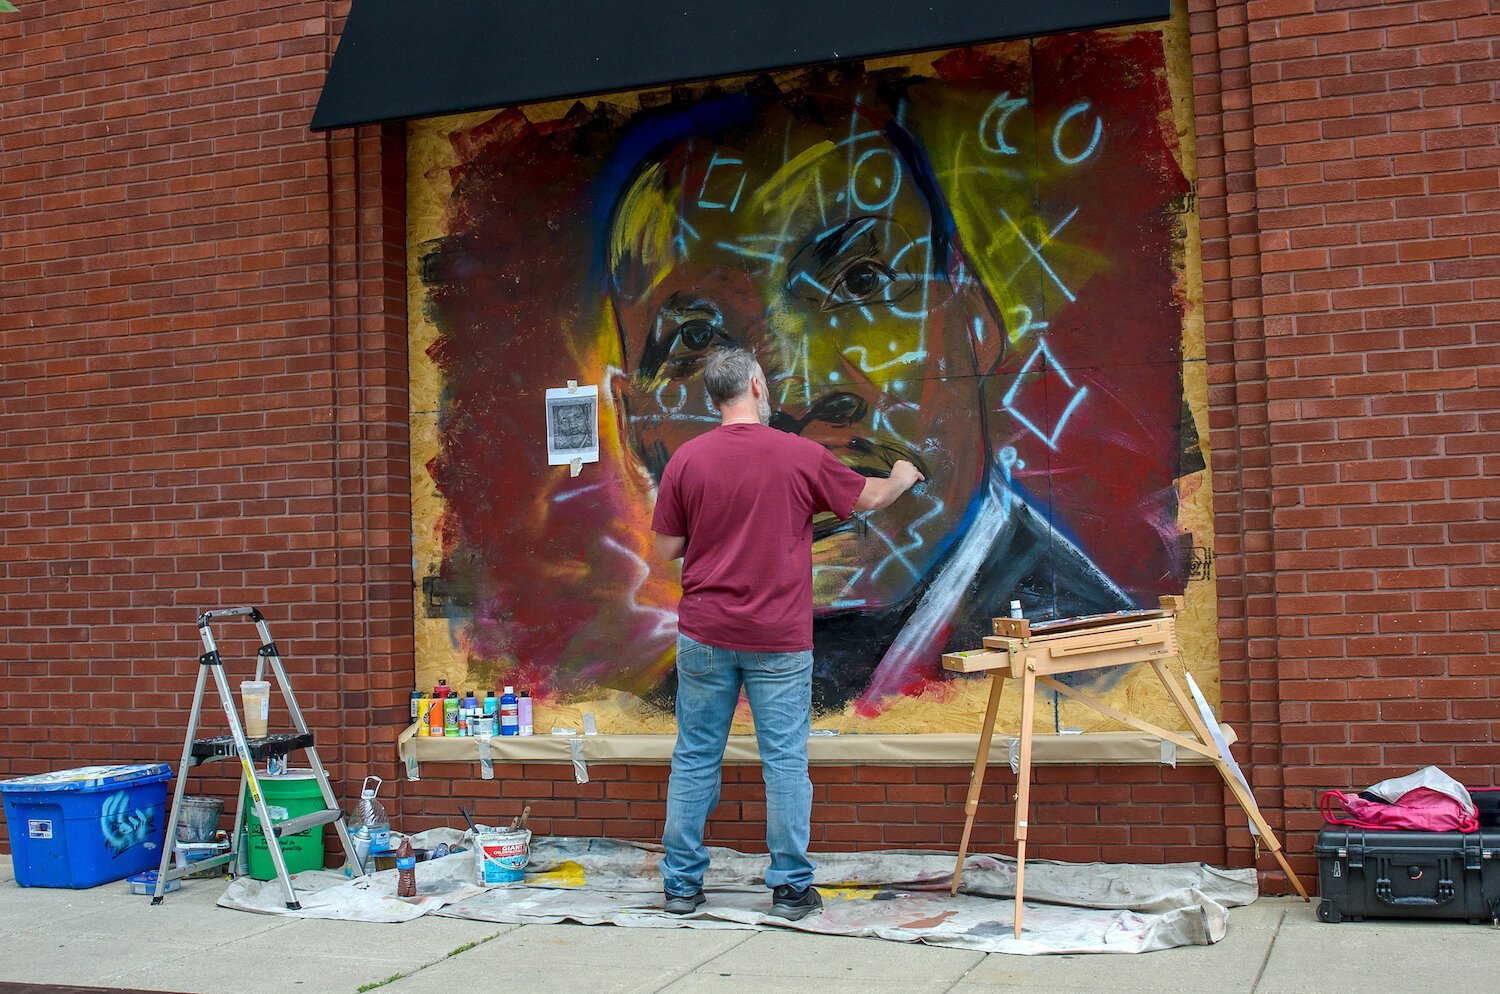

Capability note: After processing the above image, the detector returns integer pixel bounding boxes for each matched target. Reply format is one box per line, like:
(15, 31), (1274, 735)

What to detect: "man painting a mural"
(412, 28), (1203, 733)
(649, 346), (922, 917)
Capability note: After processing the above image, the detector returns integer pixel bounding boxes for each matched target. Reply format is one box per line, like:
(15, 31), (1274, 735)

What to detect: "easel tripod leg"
(1012, 667), (1038, 940)
(952, 672), (1006, 896)
(1150, 660), (1310, 901)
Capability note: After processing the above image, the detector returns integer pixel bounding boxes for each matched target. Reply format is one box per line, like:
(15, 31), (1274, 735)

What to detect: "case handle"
(1375, 876), (1456, 908)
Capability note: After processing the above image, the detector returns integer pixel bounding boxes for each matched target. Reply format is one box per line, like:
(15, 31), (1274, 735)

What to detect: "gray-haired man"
(650, 347), (923, 918)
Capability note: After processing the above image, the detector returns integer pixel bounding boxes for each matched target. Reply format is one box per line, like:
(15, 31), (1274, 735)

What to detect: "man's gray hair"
(703, 347), (760, 406)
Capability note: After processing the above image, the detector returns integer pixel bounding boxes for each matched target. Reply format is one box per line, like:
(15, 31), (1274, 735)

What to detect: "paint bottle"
(444, 691), (459, 737)
(462, 690), (478, 737)
(426, 693), (445, 737)
(1010, 600), (1024, 620)
(518, 690), (533, 737)
(483, 691), (498, 724)
(410, 690), (423, 724)
(432, 677), (450, 699)
(499, 686), (519, 736)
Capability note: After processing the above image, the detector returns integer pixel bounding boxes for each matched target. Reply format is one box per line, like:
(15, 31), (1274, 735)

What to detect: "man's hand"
(888, 460), (924, 490)
(853, 459), (927, 513)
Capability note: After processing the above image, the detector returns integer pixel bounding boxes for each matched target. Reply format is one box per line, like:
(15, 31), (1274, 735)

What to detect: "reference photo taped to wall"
(406, 17), (1215, 740)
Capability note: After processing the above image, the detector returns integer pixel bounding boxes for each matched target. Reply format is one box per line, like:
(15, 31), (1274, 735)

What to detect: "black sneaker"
(770, 884), (823, 920)
(664, 889), (706, 915)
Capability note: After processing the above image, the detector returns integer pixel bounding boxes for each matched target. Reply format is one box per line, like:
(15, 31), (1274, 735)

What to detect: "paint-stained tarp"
(218, 831), (1257, 955)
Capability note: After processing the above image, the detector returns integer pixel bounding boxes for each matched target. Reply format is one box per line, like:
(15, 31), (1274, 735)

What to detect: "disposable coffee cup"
(240, 680), (271, 737)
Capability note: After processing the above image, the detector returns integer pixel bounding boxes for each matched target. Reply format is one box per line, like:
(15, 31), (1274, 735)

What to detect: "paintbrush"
(459, 805), (479, 835)
(508, 804), (531, 831)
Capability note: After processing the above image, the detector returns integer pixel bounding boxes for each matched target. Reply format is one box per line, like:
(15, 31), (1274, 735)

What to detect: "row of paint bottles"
(411, 679), (532, 736)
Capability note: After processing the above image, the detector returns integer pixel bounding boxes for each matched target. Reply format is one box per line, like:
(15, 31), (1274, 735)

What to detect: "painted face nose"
(768, 391), (868, 434)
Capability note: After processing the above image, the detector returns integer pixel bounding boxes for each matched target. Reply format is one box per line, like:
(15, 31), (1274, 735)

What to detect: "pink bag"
(1320, 786), (1480, 833)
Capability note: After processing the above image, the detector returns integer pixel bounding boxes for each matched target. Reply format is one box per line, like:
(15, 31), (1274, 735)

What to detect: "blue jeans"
(661, 633), (815, 896)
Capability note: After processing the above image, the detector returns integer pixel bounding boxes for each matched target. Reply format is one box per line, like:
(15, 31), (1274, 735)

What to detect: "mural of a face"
(608, 104), (1001, 615)
(412, 27), (1208, 726)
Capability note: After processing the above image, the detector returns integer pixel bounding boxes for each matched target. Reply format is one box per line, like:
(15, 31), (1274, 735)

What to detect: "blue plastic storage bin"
(0, 764), (173, 888)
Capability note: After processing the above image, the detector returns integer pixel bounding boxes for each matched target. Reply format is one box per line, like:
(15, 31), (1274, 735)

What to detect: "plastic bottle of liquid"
(427, 693), (445, 737)
(432, 677), (450, 698)
(462, 690), (478, 736)
(416, 694), (432, 736)
(348, 775), (391, 871)
(395, 837), (416, 898)
(410, 690), (423, 723)
(518, 690), (533, 736)
(484, 691), (498, 722)
(444, 691), (459, 737)
(499, 686), (519, 735)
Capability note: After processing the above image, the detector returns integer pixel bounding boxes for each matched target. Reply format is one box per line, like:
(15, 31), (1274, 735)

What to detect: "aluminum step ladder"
(151, 607), (365, 908)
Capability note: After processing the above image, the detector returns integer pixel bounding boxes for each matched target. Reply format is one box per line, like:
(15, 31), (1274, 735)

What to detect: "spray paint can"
(444, 691), (459, 737)
(518, 690), (533, 736)
(499, 686), (519, 736)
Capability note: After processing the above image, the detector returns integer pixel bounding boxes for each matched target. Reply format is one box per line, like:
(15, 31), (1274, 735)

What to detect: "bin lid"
(0, 763), (172, 793)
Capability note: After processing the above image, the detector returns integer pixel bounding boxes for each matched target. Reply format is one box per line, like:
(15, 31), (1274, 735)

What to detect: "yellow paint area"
(529, 860), (587, 888)
(818, 885), (882, 902)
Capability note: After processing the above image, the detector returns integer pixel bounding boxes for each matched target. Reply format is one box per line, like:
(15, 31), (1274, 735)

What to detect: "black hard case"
(1315, 827), (1500, 924)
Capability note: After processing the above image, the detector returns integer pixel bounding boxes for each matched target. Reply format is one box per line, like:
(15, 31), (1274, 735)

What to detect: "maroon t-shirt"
(651, 423), (867, 652)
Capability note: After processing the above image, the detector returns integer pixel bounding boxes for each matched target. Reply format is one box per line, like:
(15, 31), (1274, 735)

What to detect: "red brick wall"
(1193, 0), (1500, 884)
(403, 762), (1228, 866)
(0, 0), (411, 835)
(2, 0), (1496, 894)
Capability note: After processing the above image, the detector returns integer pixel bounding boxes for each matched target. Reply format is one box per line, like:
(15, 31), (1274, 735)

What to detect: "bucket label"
(28, 819), (52, 839)
(476, 831), (530, 885)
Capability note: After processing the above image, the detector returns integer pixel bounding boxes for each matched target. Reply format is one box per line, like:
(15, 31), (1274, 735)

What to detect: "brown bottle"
(395, 838), (416, 898)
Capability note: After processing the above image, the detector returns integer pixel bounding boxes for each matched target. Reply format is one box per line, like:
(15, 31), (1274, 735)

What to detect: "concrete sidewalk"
(0, 856), (1489, 994)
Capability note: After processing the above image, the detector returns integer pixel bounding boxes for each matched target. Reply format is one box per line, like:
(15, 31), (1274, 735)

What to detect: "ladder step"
(272, 808), (342, 838)
(190, 732), (314, 767)
(160, 852), (235, 883)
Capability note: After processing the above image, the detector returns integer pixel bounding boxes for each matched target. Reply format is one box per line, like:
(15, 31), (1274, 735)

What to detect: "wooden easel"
(941, 596), (1308, 938)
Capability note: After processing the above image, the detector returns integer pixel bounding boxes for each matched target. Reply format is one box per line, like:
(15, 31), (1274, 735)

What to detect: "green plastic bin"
(244, 771), (325, 880)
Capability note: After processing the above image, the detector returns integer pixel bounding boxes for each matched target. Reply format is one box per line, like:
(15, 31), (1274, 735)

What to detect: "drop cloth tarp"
(218, 832), (1257, 955)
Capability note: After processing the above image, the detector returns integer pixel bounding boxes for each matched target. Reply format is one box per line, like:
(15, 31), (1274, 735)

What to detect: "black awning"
(310, 0), (1172, 131)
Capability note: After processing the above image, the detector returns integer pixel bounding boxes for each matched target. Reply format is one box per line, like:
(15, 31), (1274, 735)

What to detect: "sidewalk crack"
(1249, 903), (1287, 994)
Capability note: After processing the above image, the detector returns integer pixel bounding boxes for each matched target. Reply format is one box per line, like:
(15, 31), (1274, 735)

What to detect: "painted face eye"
(827, 259), (895, 309)
(678, 319), (716, 351)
